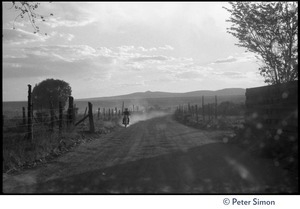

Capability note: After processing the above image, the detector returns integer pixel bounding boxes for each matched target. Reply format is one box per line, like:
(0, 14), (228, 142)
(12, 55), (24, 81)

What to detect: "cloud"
(3, 29), (75, 46)
(3, 44), (114, 80)
(117, 45), (135, 52)
(212, 53), (259, 65)
(137, 46), (157, 52)
(45, 16), (95, 28)
(55, 32), (75, 41)
(20, 45), (99, 62)
(41, 3), (97, 28)
(5, 44), (175, 72)
(158, 45), (174, 50)
(115, 45), (174, 53)
(130, 55), (169, 62)
(117, 81), (146, 87)
(214, 56), (237, 64)
(96, 45), (177, 66)
(2, 28), (49, 45)
(124, 62), (144, 71)
(3, 41), (212, 90)
(217, 71), (246, 79)
(5, 20), (27, 29)
(174, 70), (204, 80)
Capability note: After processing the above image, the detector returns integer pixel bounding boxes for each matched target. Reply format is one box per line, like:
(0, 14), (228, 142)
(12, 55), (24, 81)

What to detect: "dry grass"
(174, 111), (245, 131)
(2, 113), (121, 173)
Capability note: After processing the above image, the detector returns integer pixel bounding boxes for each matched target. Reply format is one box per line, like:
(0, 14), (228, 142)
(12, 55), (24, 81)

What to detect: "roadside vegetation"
(173, 100), (298, 186)
(2, 112), (122, 174)
(2, 78), (123, 174)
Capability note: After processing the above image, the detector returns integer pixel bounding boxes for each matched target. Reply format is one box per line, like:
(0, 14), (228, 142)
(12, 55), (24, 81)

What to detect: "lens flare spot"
(282, 92), (288, 99)
(276, 129), (283, 135)
(252, 112), (258, 119)
(223, 137), (229, 143)
(256, 123), (263, 129)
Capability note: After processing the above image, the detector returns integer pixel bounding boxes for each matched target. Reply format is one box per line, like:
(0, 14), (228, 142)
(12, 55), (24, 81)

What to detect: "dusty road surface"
(2, 114), (296, 193)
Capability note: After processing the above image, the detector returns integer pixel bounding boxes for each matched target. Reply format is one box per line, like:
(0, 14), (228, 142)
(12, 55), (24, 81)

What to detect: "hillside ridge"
(77, 88), (246, 101)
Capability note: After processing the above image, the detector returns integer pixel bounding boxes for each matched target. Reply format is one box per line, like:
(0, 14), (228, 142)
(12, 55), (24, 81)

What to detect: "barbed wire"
(3, 107), (124, 130)
(3, 112), (122, 121)
(3, 119), (71, 128)
(3, 115), (119, 129)
(3, 128), (68, 135)
(3, 108), (127, 118)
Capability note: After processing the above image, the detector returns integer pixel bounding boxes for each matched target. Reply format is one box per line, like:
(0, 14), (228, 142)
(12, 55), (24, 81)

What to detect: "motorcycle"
(122, 115), (130, 128)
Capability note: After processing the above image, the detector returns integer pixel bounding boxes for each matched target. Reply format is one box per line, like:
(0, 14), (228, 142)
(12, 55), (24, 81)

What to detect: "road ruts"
(2, 114), (296, 193)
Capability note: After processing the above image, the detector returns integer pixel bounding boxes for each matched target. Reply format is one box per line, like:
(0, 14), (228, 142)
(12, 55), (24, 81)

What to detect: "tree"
(8, 1), (53, 34)
(32, 78), (72, 111)
(224, 2), (298, 84)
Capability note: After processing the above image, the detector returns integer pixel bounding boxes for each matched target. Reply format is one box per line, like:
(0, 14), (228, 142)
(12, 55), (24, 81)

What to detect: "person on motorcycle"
(123, 108), (130, 125)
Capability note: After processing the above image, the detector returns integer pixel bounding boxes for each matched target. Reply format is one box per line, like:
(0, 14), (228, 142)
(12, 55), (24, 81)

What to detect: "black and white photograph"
(2, 1), (298, 203)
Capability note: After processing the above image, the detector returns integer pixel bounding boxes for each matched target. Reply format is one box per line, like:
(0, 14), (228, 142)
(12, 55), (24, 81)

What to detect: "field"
(3, 94), (297, 193)
(2, 94), (245, 114)
(75, 94), (245, 112)
(2, 95), (244, 173)
(2, 109), (122, 173)
(3, 114), (296, 193)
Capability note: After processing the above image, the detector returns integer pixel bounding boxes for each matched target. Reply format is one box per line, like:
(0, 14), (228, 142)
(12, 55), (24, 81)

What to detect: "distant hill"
(77, 88), (246, 101)
(2, 89), (246, 114)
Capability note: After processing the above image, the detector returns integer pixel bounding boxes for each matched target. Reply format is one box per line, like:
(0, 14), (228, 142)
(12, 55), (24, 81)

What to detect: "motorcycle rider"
(123, 108), (130, 124)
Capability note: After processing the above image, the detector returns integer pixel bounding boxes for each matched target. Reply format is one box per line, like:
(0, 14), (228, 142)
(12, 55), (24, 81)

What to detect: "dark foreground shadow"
(6, 143), (298, 194)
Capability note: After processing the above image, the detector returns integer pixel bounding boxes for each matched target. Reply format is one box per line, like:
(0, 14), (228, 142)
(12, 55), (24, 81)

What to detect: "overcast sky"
(2, 2), (265, 101)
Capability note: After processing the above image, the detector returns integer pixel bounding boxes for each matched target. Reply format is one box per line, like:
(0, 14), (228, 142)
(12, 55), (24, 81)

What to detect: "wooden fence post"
(59, 101), (63, 131)
(202, 96), (205, 122)
(215, 95), (218, 120)
(22, 107), (26, 125)
(84, 106), (88, 117)
(73, 104), (76, 123)
(208, 103), (211, 121)
(191, 105), (194, 117)
(27, 84), (33, 142)
(98, 108), (100, 119)
(50, 101), (54, 131)
(181, 105), (183, 114)
(67, 96), (74, 127)
(88, 102), (95, 133)
(210, 104), (213, 121)
(195, 104), (198, 123)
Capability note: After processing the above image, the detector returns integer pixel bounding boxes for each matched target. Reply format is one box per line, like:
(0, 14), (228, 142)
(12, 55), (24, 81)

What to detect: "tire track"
(3, 114), (295, 193)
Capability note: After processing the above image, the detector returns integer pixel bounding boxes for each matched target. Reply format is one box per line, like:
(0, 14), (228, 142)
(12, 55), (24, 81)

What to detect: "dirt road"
(2, 114), (295, 193)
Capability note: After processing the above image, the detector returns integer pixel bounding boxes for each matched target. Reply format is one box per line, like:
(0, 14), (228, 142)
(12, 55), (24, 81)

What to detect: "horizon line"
(2, 87), (246, 102)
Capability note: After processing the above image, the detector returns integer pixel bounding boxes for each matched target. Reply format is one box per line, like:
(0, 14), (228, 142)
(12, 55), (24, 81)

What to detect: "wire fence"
(3, 108), (123, 132)
(3, 97), (144, 141)
(3, 108), (71, 132)
(3, 119), (70, 129)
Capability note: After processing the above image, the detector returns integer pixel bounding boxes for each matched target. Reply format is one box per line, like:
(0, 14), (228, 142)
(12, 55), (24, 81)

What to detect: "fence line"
(3, 88), (142, 139)
(3, 107), (125, 129)
(3, 119), (71, 128)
